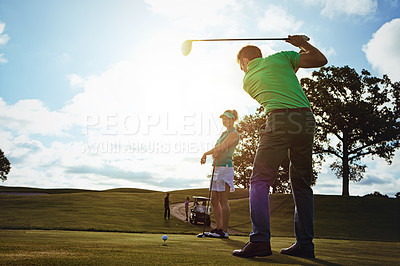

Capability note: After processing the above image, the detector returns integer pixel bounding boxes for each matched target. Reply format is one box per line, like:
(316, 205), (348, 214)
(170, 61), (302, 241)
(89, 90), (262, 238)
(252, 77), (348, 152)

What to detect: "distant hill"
(102, 188), (158, 193)
(0, 186), (158, 194)
(0, 186), (97, 194)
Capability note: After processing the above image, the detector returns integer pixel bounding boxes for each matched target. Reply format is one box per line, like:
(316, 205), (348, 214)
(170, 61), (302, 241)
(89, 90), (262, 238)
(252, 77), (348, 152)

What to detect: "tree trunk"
(342, 157), (350, 196)
(342, 133), (350, 196)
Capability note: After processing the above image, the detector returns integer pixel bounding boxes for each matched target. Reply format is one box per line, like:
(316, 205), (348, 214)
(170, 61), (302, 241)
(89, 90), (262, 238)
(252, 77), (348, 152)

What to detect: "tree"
(233, 107), (319, 192)
(233, 107), (265, 189)
(0, 149), (11, 181)
(363, 191), (389, 198)
(301, 66), (400, 196)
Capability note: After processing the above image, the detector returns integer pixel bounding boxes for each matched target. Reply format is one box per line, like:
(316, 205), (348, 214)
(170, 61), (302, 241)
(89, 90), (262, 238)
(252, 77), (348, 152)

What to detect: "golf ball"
(162, 235), (168, 241)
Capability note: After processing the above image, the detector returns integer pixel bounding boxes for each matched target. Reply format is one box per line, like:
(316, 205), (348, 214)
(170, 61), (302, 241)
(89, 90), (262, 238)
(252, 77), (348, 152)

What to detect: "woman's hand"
(200, 154), (207, 164)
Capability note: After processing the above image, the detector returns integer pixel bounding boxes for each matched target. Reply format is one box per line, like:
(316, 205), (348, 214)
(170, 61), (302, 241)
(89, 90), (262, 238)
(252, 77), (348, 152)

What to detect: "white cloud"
(1, 126), (213, 191)
(145, 0), (246, 35)
(362, 18), (400, 81)
(63, 30), (254, 124)
(0, 29), (257, 191)
(0, 22), (9, 63)
(0, 22), (5, 34)
(0, 53), (7, 63)
(57, 31), (256, 190)
(67, 74), (85, 88)
(0, 97), (77, 136)
(257, 5), (303, 35)
(0, 22), (10, 45)
(146, 0), (232, 19)
(313, 154), (400, 197)
(301, 0), (377, 18)
(361, 153), (400, 192)
(321, 46), (336, 58)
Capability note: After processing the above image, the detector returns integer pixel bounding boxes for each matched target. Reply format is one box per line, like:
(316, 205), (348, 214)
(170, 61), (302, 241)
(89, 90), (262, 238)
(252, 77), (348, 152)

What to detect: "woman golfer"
(200, 110), (240, 238)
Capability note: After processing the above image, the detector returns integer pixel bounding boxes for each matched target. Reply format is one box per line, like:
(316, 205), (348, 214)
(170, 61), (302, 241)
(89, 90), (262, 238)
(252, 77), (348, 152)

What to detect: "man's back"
(243, 51), (311, 113)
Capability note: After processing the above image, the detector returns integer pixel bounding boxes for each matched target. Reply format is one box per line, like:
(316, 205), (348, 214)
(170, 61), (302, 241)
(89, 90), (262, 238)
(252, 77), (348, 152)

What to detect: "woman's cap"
(220, 111), (235, 119)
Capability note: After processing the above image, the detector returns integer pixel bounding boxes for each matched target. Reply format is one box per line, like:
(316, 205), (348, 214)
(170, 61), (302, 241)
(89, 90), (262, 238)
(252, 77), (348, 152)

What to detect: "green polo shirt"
(243, 51), (311, 114)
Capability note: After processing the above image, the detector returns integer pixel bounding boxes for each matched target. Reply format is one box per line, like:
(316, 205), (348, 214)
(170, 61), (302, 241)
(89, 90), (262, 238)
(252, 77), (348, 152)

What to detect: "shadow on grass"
(223, 238), (247, 249)
(308, 258), (342, 266)
(233, 253), (342, 265)
(223, 239), (342, 265)
(245, 255), (342, 265)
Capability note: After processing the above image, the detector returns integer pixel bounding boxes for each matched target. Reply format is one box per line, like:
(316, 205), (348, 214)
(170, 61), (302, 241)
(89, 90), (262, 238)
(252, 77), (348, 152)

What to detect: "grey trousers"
(249, 110), (315, 251)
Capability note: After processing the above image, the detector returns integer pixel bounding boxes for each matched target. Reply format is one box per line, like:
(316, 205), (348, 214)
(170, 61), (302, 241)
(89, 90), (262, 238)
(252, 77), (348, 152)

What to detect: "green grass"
(1, 186), (398, 241)
(0, 186), (249, 234)
(0, 191), (194, 234)
(0, 185), (399, 264)
(0, 230), (399, 265)
(0, 186), (100, 194)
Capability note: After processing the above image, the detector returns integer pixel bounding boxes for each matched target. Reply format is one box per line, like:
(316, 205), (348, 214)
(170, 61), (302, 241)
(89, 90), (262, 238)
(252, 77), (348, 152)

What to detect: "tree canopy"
(301, 66), (400, 196)
(0, 149), (11, 182)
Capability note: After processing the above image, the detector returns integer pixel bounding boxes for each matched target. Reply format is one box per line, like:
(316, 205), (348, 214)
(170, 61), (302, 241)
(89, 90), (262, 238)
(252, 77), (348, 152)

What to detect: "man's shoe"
(280, 243), (315, 258)
(232, 241), (272, 258)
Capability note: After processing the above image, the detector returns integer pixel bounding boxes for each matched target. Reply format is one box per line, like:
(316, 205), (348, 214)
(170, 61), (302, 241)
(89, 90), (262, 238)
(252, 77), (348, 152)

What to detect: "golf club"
(197, 165), (216, 238)
(181, 35), (310, 56)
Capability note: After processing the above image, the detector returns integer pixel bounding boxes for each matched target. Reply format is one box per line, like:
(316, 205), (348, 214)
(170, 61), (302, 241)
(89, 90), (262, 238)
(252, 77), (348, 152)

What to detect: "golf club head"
(181, 40), (192, 56)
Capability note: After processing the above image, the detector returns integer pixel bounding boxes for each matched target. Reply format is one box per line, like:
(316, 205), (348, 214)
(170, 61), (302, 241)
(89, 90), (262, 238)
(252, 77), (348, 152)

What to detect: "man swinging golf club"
(232, 35), (327, 258)
(200, 110), (240, 238)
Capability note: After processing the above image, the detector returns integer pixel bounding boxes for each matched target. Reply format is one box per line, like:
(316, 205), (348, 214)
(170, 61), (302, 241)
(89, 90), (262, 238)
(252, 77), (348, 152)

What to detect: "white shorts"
(211, 166), (235, 192)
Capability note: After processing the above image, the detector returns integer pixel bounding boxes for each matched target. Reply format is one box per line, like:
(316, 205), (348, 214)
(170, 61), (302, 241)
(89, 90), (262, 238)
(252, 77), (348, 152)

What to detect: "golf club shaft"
(191, 38), (288, 42)
(202, 165), (215, 236)
(181, 35), (310, 56)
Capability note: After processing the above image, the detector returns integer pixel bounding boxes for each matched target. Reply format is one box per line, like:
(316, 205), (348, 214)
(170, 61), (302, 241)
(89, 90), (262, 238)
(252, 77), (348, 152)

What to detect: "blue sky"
(0, 0), (399, 196)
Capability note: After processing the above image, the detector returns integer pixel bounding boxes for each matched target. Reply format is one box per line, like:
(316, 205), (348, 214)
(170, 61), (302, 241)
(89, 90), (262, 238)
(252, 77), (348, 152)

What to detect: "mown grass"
(0, 187), (248, 234)
(1, 186), (399, 265)
(0, 191), (192, 234)
(1, 186), (398, 242)
(1, 230), (399, 265)
(0, 186), (100, 194)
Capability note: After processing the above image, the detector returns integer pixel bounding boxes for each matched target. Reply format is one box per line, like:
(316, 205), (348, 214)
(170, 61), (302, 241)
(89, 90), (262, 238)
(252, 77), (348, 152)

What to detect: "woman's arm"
(201, 148), (214, 164)
(212, 131), (239, 159)
(200, 131), (239, 164)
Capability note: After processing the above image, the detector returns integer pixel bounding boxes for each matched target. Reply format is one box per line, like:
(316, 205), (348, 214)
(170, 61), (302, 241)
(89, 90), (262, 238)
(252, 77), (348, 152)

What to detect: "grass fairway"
(1, 186), (399, 264)
(0, 187), (249, 234)
(1, 230), (399, 265)
(1, 191), (191, 233)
